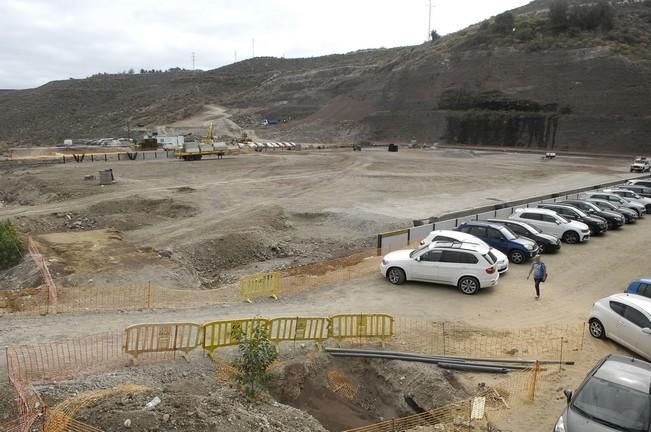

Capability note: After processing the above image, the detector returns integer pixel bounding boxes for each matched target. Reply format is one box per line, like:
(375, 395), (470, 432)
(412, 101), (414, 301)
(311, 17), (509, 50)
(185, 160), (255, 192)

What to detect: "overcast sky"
(1, 0), (531, 90)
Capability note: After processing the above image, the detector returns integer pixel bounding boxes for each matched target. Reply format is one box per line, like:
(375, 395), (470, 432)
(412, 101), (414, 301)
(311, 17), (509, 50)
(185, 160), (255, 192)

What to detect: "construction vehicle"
(175, 123), (240, 161)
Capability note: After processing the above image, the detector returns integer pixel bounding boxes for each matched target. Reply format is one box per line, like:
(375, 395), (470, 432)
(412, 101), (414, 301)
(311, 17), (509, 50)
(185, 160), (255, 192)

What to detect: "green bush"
(0, 220), (23, 270)
(233, 323), (278, 399)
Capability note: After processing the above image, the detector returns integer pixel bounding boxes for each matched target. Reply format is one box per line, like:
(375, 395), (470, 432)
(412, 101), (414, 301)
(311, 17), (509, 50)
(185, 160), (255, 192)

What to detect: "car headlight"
(526, 244), (534, 250)
(554, 415), (565, 432)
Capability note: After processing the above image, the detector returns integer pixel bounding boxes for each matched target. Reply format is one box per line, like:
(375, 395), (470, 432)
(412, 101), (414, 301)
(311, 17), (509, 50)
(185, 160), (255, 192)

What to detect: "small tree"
(233, 323), (278, 399)
(0, 221), (23, 270)
(430, 30), (441, 41)
(494, 12), (515, 34)
(549, 0), (569, 32)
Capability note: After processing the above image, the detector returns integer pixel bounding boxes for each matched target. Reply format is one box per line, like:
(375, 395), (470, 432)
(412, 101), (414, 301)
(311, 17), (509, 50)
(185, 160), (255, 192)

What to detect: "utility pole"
(428, 0), (433, 41)
(192, 52), (196, 70)
(252, 38), (255, 58)
(234, 50), (237, 63)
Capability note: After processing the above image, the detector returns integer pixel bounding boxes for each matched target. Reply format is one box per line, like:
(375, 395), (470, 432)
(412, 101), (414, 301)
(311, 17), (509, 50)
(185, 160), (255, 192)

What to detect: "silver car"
(554, 354), (651, 432)
(584, 192), (646, 218)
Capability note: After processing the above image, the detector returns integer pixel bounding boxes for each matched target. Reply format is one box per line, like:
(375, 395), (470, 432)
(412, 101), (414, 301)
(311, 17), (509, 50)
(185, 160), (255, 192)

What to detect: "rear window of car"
(519, 212), (541, 220)
(440, 251), (478, 264)
(487, 251), (498, 264)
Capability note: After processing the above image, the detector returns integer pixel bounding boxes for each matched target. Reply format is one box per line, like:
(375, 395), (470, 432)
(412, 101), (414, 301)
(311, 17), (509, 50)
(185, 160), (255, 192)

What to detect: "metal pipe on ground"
(325, 348), (575, 366)
(327, 351), (525, 372)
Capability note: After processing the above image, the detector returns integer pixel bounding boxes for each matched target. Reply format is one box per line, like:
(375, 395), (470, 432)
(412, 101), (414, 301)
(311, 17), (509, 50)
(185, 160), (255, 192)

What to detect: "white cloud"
(0, 0), (531, 89)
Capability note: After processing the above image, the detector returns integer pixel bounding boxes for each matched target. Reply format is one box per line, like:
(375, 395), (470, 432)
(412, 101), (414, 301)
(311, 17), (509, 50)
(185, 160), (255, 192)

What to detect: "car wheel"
(562, 231), (580, 244)
(509, 249), (526, 264)
(589, 319), (605, 339)
(387, 267), (406, 285)
(458, 276), (479, 295)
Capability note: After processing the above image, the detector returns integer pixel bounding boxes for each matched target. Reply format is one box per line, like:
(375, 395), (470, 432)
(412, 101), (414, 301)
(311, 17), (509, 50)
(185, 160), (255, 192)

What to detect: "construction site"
(1, 144), (649, 432)
(2, 0), (651, 429)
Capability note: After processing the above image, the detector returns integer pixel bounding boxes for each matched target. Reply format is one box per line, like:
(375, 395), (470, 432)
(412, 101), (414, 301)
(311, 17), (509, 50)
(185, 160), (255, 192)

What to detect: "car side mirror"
(563, 389), (573, 403)
(415, 256), (421, 262)
(643, 328), (651, 335)
(556, 220), (562, 225)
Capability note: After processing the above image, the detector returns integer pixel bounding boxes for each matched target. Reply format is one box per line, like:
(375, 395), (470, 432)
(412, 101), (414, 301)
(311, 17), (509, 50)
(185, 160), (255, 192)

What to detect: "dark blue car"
(625, 278), (651, 299)
(456, 221), (539, 264)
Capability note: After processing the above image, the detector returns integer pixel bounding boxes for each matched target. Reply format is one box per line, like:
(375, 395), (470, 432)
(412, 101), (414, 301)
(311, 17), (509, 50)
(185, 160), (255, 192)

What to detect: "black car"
(585, 198), (638, 224)
(537, 203), (608, 235)
(485, 218), (561, 253)
(559, 200), (626, 230)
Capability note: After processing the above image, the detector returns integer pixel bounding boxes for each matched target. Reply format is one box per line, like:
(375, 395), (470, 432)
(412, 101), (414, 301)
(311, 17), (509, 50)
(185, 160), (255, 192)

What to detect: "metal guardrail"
(377, 174), (651, 253)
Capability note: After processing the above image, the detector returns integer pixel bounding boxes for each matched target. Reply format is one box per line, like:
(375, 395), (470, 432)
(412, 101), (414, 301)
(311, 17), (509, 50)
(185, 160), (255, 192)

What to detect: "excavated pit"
(270, 352), (470, 431)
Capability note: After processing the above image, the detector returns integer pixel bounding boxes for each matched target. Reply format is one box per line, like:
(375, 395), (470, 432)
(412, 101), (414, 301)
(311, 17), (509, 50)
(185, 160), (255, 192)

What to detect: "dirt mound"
(88, 197), (197, 219)
(13, 198), (199, 235)
(271, 353), (469, 431)
(0, 174), (70, 205)
(0, 256), (41, 290)
(38, 357), (327, 432)
(179, 231), (300, 286)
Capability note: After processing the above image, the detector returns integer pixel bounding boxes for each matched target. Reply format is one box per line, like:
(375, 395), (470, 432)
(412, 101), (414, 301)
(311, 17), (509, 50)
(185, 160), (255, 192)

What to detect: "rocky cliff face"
(1, 0), (650, 153)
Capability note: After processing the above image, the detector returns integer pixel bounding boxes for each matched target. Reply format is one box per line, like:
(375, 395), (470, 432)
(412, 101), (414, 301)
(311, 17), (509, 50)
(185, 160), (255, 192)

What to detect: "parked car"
(559, 200), (625, 230)
(509, 208), (591, 244)
(455, 221), (539, 264)
(584, 191), (646, 217)
(418, 230), (509, 274)
(589, 293), (651, 360)
(615, 183), (651, 198)
(554, 354), (651, 432)
(627, 179), (651, 188)
(630, 157), (651, 172)
(484, 218), (561, 253)
(602, 188), (651, 213)
(584, 198), (638, 224)
(537, 203), (608, 235)
(380, 241), (499, 295)
(625, 278), (651, 299)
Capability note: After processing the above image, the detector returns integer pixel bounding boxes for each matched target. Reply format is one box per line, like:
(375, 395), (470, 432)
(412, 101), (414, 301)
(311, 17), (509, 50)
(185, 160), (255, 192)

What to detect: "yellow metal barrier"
(124, 323), (202, 358)
(240, 272), (280, 303)
(268, 317), (331, 343)
(201, 318), (270, 355)
(330, 314), (395, 341)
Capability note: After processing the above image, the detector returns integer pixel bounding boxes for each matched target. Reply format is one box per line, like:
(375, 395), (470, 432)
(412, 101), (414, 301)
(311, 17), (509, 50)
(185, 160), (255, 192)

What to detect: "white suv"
(380, 241), (499, 295)
(509, 208), (590, 244)
(589, 293), (651, 361)
(419, 230), (509, 274)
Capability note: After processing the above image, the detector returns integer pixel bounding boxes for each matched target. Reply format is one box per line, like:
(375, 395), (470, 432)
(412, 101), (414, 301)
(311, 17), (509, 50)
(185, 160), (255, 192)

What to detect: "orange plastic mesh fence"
(390, 318), (585, 360)
(6, 331), (174, 384)
(1, 249), (381, 316)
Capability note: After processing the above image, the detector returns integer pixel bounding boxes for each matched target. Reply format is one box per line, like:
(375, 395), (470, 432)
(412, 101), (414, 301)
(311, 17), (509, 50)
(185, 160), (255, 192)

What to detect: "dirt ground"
(0, 148), (647, 431)
(0, 147), (634, 290)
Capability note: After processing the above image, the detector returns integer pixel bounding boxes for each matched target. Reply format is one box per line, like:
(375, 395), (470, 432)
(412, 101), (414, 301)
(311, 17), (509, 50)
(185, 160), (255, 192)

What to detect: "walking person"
(526, 255), (547, 300)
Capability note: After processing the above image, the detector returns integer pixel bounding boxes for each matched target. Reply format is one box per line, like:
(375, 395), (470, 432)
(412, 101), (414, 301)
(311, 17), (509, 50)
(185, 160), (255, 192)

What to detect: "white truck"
(157, 135), (185, 150)
(630, 156), (650, 173)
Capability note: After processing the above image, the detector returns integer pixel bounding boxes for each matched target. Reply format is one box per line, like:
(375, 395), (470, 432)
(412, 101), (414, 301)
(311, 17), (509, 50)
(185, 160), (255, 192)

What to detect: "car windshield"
(500, 227), (517, 240)
(409, 245), (428, 259)
(572, 377), (650, 432)
(556, 214), (569, 224)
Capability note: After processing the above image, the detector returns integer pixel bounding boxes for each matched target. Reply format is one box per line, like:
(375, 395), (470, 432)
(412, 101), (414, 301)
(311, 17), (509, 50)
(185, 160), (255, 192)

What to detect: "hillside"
(1, 0), (651, 153)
